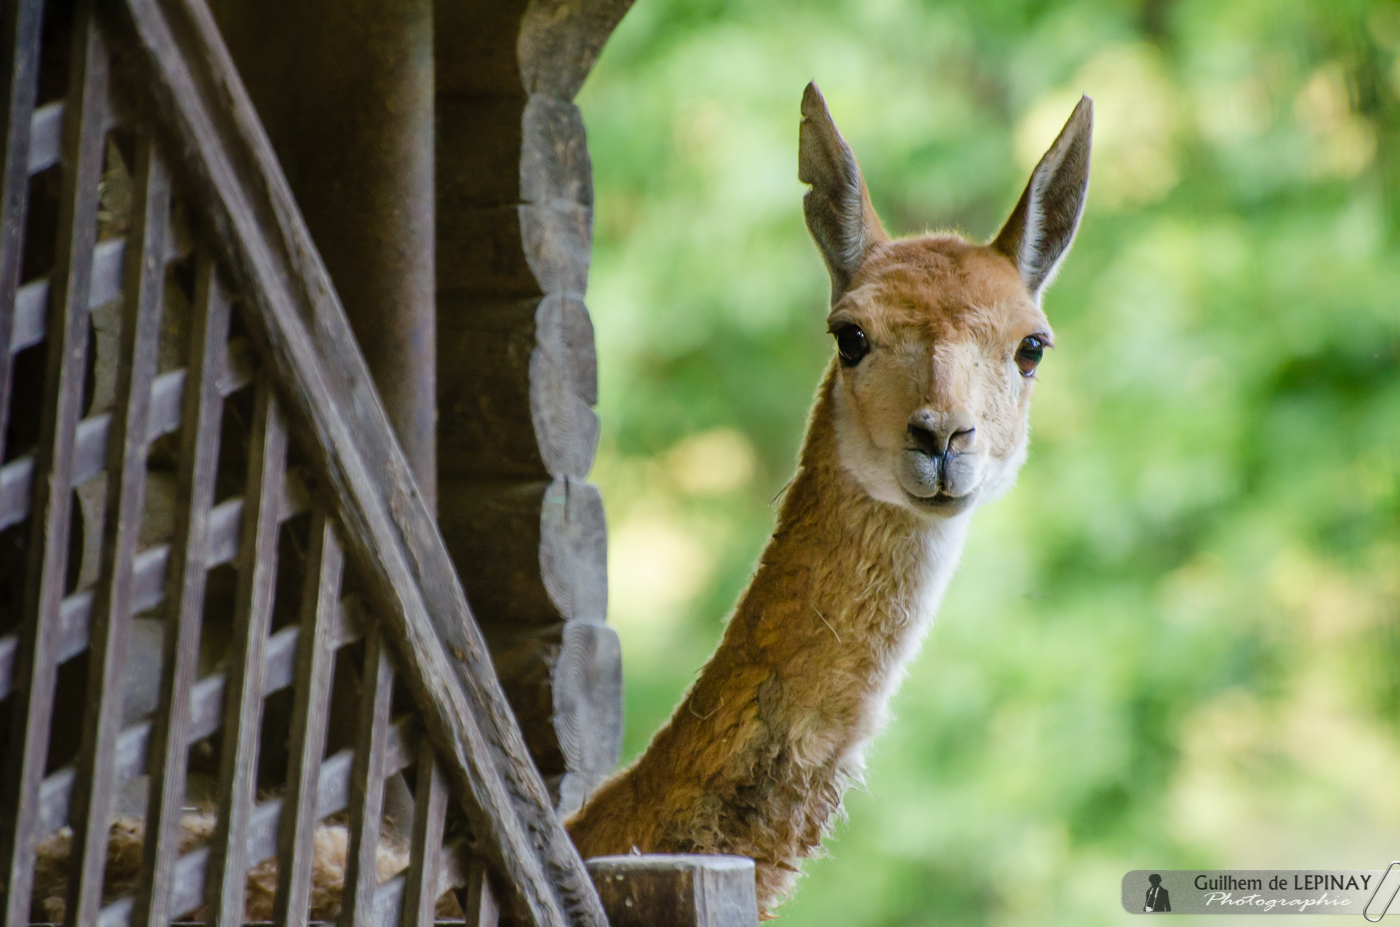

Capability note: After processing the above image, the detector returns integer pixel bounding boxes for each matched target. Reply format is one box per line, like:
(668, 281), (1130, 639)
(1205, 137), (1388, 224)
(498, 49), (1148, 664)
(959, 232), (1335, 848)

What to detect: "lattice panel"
(0, 4), (485, 925)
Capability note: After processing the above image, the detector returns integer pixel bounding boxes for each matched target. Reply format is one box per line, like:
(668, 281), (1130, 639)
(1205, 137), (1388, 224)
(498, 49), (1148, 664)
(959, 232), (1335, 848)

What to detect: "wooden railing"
(0, 0), (606, 924)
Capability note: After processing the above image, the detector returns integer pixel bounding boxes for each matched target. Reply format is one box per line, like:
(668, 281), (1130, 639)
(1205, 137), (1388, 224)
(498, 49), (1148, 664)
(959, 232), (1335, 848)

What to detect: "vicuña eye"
(832, 324), (869, 367)
(1015, 335), (1046, 377)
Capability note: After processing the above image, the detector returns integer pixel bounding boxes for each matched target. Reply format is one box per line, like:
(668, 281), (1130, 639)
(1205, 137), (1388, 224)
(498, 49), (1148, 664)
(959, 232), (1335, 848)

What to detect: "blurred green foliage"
(576, 0), (1400, 923)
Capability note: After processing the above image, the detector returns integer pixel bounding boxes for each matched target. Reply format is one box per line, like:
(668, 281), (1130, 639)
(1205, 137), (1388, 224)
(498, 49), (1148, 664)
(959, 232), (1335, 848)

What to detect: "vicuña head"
(569, 82), (1092, 916)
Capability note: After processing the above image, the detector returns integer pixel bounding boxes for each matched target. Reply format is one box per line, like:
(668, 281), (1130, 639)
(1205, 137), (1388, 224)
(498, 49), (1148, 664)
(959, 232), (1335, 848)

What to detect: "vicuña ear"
(800, 82), (886, 301)
(993, 96), (1092, 301)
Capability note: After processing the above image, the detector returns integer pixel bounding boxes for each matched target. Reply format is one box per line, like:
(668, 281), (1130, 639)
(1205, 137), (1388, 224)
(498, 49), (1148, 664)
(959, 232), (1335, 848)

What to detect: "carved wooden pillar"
(435, 0), (631, 814)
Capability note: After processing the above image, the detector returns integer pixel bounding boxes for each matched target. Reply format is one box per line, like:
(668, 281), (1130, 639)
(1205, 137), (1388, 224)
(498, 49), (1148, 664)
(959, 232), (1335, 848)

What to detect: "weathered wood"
(478, 621), (621, 813)
(433, 0), (625, 822)
(439, 476), (606, 628)
(0, 0), (44, 466)
(459, 856), (501, 927)
(65, 133), (170, 927)
(370, 837), (474, 927)
(27, 100), (63, 174)
(434, 1), (527, 97)
(436, 201), (590, 299)
(340, 625), (395, 927)
(436, 94), (591, 211)
(0, 498), (327, 710)
(437, 294), (598, 482)
(220, 0), (438, 511)
(134, 254), (231, 927)
(92, 717), (419, 927)
(552, 622), (623, 815)
(207, 379), (288, 927)
(103, 0), (607, 923)
(516, 0), (635, 101)
(272, 509), (343, 927)
(11, 232), (184, 356)
(33, 598), (359, 844)
(401, 739), (448, 927)
(0, 7), (109, 920)
(0, 336), (253, 534)
(434, 0), (632, 101)
(585, 856), (759, 927)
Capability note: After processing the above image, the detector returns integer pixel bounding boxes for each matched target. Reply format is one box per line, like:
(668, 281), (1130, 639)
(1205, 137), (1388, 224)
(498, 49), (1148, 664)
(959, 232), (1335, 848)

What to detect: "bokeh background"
(574, 0), (1400, 923)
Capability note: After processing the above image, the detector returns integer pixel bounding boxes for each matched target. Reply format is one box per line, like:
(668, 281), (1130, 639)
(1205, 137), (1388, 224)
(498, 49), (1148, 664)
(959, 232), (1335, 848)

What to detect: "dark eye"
(832, 324), (869, 367)
(1015, 335), (1046, 377)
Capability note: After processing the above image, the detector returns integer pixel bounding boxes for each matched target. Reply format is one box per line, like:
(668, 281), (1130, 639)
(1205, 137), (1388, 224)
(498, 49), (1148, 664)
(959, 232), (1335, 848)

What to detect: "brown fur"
(31, 813), (462, 922)
(567, 87), (1091, 916)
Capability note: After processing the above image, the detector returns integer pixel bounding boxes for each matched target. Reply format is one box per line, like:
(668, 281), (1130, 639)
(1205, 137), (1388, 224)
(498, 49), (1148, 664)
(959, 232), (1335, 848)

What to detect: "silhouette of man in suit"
(1145, 874), (1171, 912)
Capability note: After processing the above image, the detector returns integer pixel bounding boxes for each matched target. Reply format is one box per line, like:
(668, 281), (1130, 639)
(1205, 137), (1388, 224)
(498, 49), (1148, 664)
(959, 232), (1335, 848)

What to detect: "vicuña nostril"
(906, 421), (948, 458)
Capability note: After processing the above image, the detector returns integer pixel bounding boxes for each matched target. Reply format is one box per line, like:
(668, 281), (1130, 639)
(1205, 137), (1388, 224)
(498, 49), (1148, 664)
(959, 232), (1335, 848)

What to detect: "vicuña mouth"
(907, 489), (973, 513)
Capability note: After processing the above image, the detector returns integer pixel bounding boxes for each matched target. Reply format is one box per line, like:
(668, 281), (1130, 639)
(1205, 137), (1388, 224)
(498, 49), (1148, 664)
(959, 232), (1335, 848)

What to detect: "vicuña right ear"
(800, 82), (885, 301)
(993, 96), (1093, 301)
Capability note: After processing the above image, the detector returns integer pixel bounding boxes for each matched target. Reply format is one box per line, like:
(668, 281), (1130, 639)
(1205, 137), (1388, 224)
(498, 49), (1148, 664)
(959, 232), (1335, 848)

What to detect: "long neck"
(568, 365), (972, 911)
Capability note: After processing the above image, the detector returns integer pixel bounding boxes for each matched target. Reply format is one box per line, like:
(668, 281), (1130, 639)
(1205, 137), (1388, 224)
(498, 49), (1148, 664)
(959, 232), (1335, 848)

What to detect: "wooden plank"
(205, 380), (288, 927)
(435, 200), (590, 299)
(0, 0), (44, 467)
(26, 100), (62, 174)
(401, 739), (449, 927)
(434, 94), (592, 211)
(11, 233), (186, 356)
(550, 622), (622, 815)
(9, 238), (126, 353)
(585, 856), (759, 927)
(133, 253), (231, 927)
(104, 2), (606, 923)
(0, 336), (254, 534)
(436, 294), (598, 483)
(271, 510), (343, 927)
(11, 239), (124, 355)
(340, 626), (396, 927)
(64, 134), (171, 927)
(0, 6), (109, 922)
(439, 476), (606, 628)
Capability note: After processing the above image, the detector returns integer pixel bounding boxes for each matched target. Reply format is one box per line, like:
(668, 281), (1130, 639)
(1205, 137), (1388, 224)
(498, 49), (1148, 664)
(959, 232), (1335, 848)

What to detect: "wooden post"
(586, 855), (759, 927)
(208, 0), (436, 510)
(435, 0), (631, 816)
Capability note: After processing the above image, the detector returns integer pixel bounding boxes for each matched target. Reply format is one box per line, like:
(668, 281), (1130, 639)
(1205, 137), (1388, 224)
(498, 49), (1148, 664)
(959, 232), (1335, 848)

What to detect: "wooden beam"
(434, 0), (628, 814)
(586, 855), (759, 927)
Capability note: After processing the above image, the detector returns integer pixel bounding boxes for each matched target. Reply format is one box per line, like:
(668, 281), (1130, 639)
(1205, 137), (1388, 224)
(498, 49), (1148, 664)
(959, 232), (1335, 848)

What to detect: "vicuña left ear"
(993, 96), (1092, 301)
(800, 82), (887, 301)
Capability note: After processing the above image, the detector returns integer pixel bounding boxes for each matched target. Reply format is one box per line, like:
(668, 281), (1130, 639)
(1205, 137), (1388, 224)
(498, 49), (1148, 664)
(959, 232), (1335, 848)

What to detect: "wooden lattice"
(0, 2), (604, 926)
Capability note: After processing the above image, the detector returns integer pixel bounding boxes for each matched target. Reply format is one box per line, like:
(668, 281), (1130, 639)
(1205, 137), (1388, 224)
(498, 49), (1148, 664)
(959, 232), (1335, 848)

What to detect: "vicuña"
(568, 83), (1093, 915)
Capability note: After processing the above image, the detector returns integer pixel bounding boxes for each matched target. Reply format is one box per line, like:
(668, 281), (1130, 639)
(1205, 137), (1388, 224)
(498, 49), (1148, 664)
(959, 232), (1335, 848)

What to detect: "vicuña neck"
(568, 365), (973, 911)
